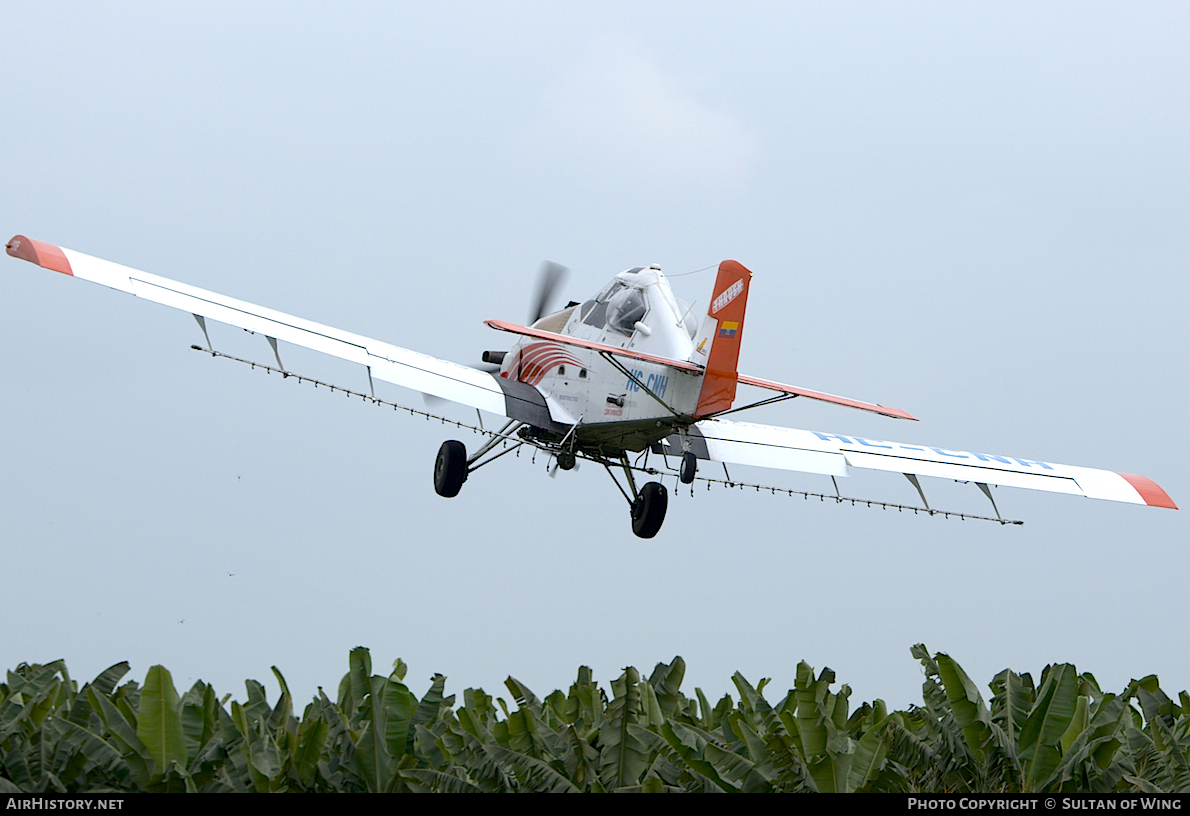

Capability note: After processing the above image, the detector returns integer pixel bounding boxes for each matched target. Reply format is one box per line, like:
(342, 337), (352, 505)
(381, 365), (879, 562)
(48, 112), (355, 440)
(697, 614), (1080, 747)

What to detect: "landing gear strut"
(433, 421), (526, 498)
(602, 452), (671, 538)
(436, 426), (671, 538)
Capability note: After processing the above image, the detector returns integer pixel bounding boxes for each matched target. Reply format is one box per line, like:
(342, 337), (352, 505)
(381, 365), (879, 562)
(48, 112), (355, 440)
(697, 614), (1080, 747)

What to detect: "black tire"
(631, 482), (668, 538)
(557, 451), (577, 471)
(679, 451), (698, 484)
(434, 440), (467, 498)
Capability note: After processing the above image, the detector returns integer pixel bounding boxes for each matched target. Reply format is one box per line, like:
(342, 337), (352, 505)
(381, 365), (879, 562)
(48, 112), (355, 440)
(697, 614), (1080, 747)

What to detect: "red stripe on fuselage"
(510, 343), (582, 386)
(520, 343), (580, 368)
(522, 358), (579, 384)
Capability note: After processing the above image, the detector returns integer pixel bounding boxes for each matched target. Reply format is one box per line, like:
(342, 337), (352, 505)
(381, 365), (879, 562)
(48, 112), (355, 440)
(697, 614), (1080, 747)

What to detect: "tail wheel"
(679, 451), (698, 484)
(434, 440), (468, 497)
(631, 482), (668, 538)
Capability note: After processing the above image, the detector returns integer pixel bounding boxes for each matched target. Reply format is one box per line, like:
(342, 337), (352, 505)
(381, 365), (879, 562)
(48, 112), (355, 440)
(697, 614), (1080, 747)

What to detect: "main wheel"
(679, 451), (698, 484)
(631, 482), (668, 538)
(434, 440), (467, 497)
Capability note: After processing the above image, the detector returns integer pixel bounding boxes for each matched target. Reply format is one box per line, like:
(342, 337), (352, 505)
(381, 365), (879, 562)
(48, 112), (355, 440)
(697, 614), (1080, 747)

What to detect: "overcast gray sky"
(2, 1), (1187, 712)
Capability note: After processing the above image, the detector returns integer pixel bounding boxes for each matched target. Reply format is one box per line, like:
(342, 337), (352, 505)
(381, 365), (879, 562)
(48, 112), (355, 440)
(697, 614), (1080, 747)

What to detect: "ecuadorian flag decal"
(718, 321), (739, 338)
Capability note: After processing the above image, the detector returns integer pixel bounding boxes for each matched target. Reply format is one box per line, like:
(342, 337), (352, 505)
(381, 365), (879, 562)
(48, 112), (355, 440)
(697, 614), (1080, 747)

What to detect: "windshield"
(605, 287), (648, 335)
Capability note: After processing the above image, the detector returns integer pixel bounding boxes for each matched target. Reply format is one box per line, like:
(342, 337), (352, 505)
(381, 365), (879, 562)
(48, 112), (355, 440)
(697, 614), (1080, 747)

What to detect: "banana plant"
(2, 648), (1188, 793)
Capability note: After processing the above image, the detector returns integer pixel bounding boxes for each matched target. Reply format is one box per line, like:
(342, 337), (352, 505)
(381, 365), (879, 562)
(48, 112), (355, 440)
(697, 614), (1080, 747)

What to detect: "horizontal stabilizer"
(736, 374), (917, 421)
(484, 319), (702, 373)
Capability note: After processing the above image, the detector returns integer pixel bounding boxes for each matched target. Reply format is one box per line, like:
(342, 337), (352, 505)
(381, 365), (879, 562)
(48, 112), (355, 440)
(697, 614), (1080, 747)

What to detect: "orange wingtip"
(1116, 473), (1178, 509)
(7, 235), (73, 276)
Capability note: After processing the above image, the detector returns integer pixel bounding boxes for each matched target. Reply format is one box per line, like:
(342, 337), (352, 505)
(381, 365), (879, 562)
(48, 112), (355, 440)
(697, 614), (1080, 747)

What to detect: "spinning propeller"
(529, 261), (569, 325)
(472, 261), (569, 375)
(427, 262), (572, 408)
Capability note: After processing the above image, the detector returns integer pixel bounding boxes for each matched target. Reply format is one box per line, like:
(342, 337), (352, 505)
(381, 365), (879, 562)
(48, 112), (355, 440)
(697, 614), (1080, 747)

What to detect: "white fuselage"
(497, 266), (705, 451)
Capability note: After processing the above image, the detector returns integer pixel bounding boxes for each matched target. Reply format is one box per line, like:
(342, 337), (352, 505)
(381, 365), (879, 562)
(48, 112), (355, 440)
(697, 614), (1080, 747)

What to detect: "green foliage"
(1, 648), (1186, 792)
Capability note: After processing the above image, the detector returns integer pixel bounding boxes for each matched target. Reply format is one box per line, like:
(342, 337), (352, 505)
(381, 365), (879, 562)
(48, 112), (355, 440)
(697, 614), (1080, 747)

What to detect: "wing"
(6, 235), (556, 426)
(653, 418), (1176, 509)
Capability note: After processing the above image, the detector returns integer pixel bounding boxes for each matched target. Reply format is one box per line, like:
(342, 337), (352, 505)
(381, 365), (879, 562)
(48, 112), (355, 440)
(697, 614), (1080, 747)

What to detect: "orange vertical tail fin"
(691, 260), (753, 417)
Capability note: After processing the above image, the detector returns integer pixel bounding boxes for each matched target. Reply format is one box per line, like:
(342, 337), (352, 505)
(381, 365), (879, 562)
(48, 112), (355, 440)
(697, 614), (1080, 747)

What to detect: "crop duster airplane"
(6, 235), (1177, 538)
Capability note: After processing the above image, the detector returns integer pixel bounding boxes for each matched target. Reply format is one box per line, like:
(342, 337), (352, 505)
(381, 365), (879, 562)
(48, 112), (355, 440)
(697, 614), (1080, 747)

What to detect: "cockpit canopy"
(604, 286), (648, 335)
(576, 265), (697, 344)
(580, 278), (649, 336)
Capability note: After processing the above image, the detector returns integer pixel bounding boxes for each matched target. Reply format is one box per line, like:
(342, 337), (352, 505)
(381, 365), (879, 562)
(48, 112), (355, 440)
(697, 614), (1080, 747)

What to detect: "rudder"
(690, 260), (752, 417)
